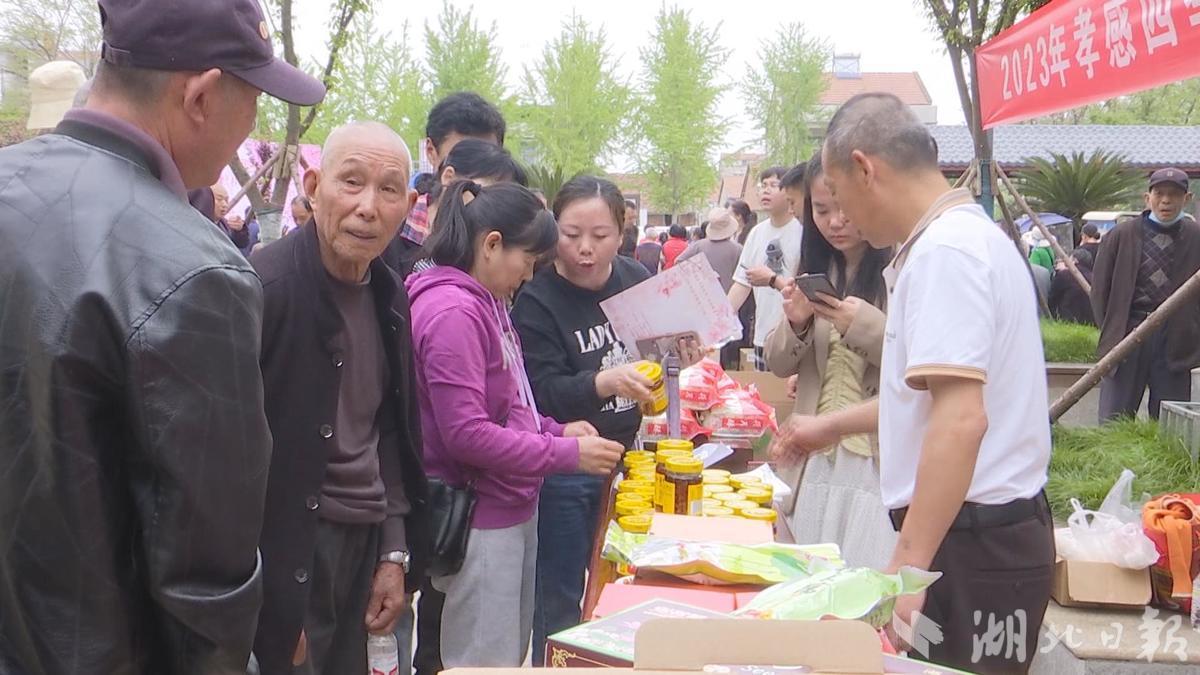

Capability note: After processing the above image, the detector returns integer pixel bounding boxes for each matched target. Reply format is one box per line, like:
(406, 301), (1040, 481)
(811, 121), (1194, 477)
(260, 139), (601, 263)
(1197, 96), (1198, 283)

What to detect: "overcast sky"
(294, 0), (965, 169)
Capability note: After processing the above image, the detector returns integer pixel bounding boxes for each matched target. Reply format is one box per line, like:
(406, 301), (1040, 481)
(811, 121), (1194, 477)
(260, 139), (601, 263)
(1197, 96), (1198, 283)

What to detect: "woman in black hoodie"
(511, 176), (656, 664)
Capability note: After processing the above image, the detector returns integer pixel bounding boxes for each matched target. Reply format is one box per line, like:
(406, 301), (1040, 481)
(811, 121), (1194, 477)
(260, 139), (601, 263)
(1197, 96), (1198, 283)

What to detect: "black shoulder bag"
(425, 477), (476, 578)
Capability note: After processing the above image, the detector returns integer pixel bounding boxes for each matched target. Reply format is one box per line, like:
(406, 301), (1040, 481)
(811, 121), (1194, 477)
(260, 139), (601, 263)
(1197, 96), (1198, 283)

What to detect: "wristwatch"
(379, 550), (411, 573)
(768, 274), (778, 290)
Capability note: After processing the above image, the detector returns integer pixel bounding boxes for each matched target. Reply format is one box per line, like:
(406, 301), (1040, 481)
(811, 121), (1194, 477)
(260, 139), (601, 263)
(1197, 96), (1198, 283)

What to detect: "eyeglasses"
(759, 181), (781, 191)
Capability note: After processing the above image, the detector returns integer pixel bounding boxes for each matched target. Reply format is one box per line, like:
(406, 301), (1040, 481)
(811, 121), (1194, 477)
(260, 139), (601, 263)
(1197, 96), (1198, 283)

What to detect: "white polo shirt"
(878, 189), (1051, 510)
(732, 217), (802, 347)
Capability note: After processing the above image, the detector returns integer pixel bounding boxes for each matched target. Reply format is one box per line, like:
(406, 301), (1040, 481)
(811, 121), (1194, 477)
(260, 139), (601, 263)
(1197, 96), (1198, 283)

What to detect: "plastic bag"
(706, 389), (778, 438)
(1099, 468), (1144, 525)
(680, 360), (723, 410)
(601, 522), (842, 586)
(734, 566), (942, 629)
(1055, 497), (1159, 568)
(640, 408), (712, 441)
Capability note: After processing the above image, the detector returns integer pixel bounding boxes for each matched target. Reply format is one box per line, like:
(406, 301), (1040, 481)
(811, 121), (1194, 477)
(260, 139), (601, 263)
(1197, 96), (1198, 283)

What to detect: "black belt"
(888, 492), (1048, 532)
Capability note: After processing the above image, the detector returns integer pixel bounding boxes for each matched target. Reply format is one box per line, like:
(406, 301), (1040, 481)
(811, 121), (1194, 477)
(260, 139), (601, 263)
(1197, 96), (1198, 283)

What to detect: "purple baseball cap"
(1149, 168), (1189, 192)
(97, 0), (325, 106)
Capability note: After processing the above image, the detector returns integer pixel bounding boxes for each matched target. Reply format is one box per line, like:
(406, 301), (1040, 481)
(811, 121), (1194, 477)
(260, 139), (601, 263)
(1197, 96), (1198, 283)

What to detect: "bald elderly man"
(251, 121), (430, 675)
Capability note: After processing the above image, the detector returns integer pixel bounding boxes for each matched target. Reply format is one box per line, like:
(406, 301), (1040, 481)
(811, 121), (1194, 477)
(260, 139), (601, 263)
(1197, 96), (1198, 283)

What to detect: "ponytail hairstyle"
(426, 179), (558, 273)
(429, 138), (527, 204)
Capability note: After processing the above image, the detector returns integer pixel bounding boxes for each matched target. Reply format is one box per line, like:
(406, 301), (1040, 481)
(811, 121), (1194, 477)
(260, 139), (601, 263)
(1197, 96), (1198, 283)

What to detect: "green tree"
(521, 15), (631, 177)
(304, 17), (428, 159)
(743, 23), (829, 166)
(424, 1), (507, 104)
(636, 6), (727, 219)
(922, 0), (1053, 209)
(1035, 78), (1200, 126)
(233, 0), (371, 242)
(0, 0), (101, 84)
(1019, 150), (1144, 226)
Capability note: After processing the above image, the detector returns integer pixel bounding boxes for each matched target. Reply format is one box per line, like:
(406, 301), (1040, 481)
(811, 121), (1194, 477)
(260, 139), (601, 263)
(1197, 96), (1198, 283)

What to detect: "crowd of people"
(3, 2), (1200, 675)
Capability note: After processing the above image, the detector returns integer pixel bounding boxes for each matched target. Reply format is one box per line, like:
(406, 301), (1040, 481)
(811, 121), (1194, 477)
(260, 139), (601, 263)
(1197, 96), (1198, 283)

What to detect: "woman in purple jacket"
(406, 180), (623, 668)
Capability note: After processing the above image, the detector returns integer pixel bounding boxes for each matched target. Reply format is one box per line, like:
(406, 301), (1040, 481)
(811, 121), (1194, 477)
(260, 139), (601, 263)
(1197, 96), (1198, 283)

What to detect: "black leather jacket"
(0, 120), (272, 673)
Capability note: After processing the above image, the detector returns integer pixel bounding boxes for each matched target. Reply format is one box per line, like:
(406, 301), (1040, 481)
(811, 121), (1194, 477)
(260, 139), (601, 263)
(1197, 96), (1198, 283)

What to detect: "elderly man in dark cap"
(1093, 168), (1200, 421)
(0, 0), (324, 673)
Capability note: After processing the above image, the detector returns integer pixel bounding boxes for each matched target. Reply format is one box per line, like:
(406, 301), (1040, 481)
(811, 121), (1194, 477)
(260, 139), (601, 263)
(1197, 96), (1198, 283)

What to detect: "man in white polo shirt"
(728, 166), (803, 370)
(773, 93), (1053, 674)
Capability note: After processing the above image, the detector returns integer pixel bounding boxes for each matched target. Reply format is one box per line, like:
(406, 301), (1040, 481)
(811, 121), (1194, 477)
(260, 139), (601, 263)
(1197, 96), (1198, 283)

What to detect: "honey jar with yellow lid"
(618, 514), (653, 534)
(663, 456), (704, 515)
(703, 484), (734, 497)
(729, 475), (762, 491)
(737, 487), (772, 506)
(615, 501), (654, 517)
(634, 361), (668, 416)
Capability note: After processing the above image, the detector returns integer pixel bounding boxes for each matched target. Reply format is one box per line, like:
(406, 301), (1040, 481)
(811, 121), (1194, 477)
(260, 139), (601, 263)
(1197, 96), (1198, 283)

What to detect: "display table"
(579, 441), (761, 620)
(1031, 601), (1200, 674)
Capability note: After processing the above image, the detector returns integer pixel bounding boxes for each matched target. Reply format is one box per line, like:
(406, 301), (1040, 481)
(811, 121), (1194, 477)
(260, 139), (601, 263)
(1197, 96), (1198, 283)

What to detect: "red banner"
(977, 0), (1200, 128)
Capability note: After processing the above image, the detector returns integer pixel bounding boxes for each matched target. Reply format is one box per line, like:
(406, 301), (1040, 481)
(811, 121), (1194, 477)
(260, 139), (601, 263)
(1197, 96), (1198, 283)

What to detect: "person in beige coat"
(764, 153), (895, 569)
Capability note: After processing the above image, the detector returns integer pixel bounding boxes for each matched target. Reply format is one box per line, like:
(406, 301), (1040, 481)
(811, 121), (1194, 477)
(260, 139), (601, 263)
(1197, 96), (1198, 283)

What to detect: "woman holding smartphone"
(763, 153), (895, 569)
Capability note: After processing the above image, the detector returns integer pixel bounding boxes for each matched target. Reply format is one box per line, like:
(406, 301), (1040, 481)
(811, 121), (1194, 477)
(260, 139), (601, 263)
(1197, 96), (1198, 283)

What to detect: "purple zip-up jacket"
(407, 265), (579, 529)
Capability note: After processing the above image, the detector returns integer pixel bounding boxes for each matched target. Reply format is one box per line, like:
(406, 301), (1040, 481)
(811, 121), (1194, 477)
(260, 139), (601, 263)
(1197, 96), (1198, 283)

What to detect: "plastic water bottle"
(367, 633), (399, 675)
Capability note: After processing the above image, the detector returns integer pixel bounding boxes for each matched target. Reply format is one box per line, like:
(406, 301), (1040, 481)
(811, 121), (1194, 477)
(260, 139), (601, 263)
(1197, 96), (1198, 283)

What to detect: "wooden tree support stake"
(992, 166), (1051, 317)
(228, 150), (283, 210)
(994, 164), (1091, 295)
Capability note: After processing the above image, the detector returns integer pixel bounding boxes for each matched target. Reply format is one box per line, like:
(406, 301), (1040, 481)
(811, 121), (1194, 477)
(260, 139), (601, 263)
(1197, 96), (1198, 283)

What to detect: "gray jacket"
(0, 118), (271, 673)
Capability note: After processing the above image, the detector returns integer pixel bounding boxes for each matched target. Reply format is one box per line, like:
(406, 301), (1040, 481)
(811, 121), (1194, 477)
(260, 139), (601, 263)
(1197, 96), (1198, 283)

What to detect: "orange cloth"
(1143, 494), (1200, 602)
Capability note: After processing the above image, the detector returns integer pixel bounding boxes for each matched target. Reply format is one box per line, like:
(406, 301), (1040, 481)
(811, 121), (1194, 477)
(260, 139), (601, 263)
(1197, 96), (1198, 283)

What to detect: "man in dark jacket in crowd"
(0, 0), (325, 673)
(251, 121), (429, 674)
(382, 92), (507, 272)
(1092, 168), (1200, 421)
(1049, 223), (1101, 325)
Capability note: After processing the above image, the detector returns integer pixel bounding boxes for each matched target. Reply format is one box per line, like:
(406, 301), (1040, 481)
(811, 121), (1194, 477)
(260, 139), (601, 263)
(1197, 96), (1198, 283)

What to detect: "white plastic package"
(1054, 470), (1159, 569)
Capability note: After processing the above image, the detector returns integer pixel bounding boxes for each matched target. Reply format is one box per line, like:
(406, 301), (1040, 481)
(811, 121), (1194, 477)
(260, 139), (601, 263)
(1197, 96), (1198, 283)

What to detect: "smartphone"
(794, 273), (841, 305)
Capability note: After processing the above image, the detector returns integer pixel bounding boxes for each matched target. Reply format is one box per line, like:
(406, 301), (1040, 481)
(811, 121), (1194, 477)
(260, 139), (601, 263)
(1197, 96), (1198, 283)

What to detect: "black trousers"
(1099, 325), (1191, 422)
(296, 521), (378, 675)
(904, 497), (1056, 675)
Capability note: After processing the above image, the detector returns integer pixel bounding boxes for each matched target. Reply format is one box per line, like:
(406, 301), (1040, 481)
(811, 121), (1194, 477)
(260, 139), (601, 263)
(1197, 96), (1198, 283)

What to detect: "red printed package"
(679, 359), (724, 410)
(707, 389), (778, 438)
(640, 408), (713, 441)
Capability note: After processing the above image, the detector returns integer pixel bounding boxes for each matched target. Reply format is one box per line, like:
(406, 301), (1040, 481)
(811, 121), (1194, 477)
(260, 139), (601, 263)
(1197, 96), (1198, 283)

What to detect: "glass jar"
(636, 361), (668, 416)
(615, 501), (654, 517)
(664, 456), (705, 515)
(713, 492), (744, 504)
(618, 514), (653, 534)
(730, 475), (763, 491)
(623, 451), (655, 471)
(738, 487), (772, 506)
(727, 500), (759, 516)
(741, 507), (778, 534)
(654, 447), (692, 511)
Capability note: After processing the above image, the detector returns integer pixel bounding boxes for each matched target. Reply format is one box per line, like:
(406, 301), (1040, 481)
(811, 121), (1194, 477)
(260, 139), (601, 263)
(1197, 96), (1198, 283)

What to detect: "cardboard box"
(726, 370), (794, 423)
(738, 348), (755, 372)
(592, 583), (738, 618)
(528, 616), (979, 674)
(546, 599), (729, 667)
(1051, 556), (1152, 609)
(592, 580), (764, 619)
(648, 513), (773, 545)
